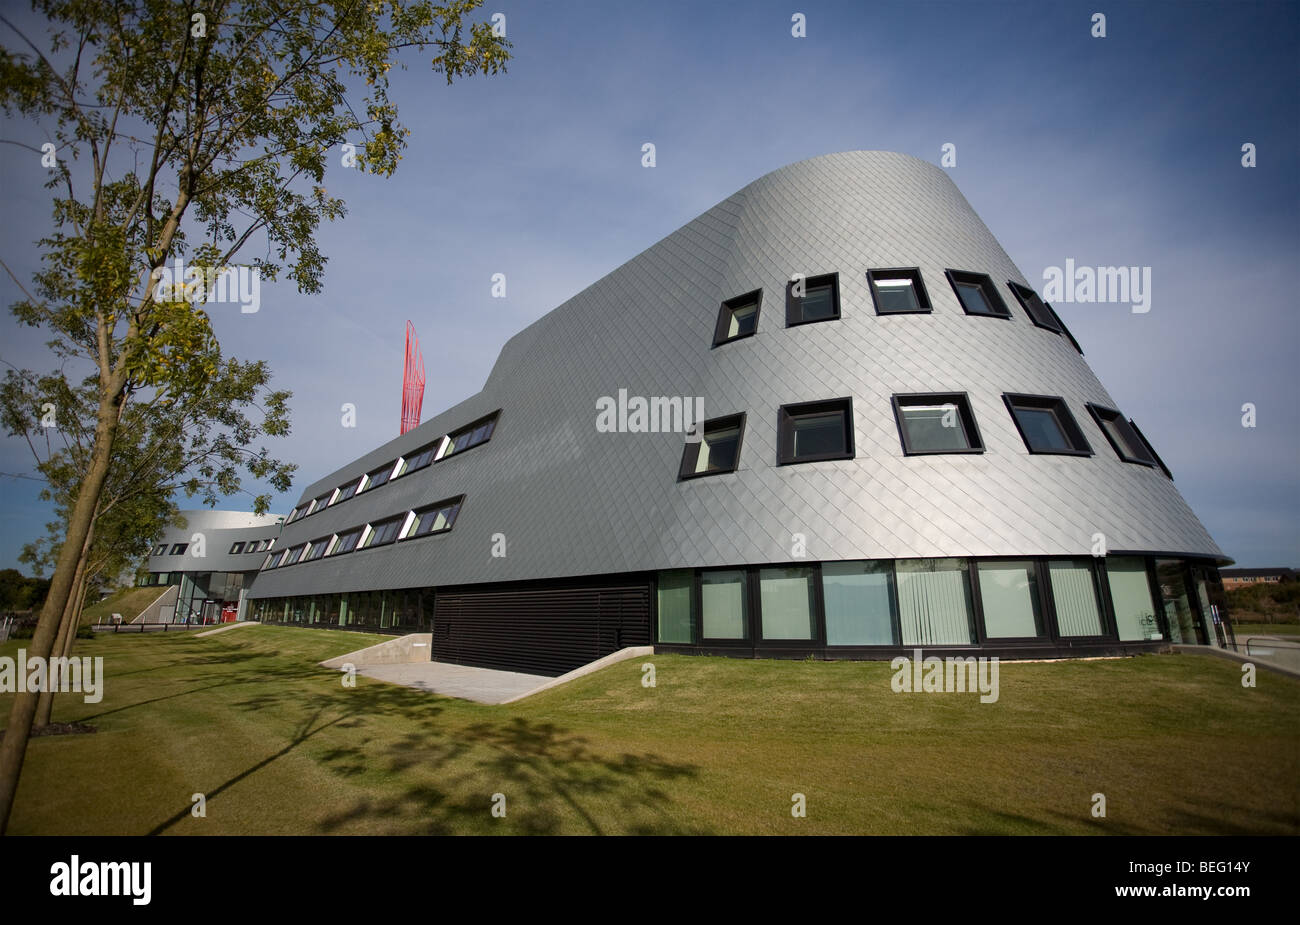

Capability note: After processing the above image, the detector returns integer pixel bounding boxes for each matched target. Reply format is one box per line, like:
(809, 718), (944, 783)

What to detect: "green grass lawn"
(2, 626), (1297, 835)
(1233, 622), (1300, 636)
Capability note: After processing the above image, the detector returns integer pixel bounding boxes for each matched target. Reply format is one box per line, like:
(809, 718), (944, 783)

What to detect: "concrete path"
(354, 661), (552, 704)
(195, 621), (262, 638)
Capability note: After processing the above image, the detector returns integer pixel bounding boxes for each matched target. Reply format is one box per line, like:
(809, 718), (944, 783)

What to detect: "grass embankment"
(80, 586), (173, 626)
(2, 626), (1297, 835)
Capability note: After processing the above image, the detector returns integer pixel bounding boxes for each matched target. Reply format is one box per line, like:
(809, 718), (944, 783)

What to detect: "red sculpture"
(401, 320), (425, 435)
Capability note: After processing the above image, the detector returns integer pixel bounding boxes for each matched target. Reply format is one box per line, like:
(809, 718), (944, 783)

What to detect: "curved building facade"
(247, 151), (1231, 675)
(141, 509), (283, 623)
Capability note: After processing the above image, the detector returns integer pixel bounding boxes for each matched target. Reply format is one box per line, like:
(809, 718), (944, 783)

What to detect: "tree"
(3, 358), (295, 728)
(0, 0), (509, 832)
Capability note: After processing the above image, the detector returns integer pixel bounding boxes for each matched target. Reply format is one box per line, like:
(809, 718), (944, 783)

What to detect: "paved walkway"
(355, 662), (552, 704)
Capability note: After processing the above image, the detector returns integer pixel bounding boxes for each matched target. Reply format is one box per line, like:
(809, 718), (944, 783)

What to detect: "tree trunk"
(34, 517), (95, 732)
(0, 382), (123, 834)
(32, 549), (88, 730)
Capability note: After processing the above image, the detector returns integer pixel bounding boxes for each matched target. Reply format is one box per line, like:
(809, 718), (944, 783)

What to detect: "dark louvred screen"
(432, 577), (652, 677)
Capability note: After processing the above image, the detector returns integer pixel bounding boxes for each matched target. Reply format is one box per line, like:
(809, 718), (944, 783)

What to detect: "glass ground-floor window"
(1107, 557), (1161, 641)
(822, 561), (897, 645)
(1049, 559), (1107, 637)
(1156, 559), (1204, 644)
(758, 566), (816, 640)
(701, 569), (748, 640)
(657, 570), (694, 644)
(896, 558), (976, 645)
(977, 560), (1045, 638)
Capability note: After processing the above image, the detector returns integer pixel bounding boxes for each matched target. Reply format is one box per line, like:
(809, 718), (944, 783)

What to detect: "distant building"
(139, 510), (283, 623)
(1220, 568), (1296, 590)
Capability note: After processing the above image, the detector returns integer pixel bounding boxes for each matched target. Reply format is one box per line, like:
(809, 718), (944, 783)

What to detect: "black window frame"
(785, 273), (841, 328)
(362, 515), (406, 550)
(1003, 393), (1093, 456)
(1006, 281), (1062, 333)
(1086, 403), (1157, 467)
(404, 495), (465, 540)
(712, 289), (763, 347)
(866, 267), (932, 315)
(362, 461), (395, 492)
(396, 442), (438, 478)
(1044, 302), (1084, 354)
(892, 392), (985, 456)
(678, 413), (746, 480)
(152, 543), (168, 556)
(945, 269), (1011, 319)
(229, 542), (245, 555)
(302, 537), (330, 562)
(777, 398), (855, 465)
(169, 543), (188, 556)
(329, 526), (365, 556)
(1127, 419), (1173, 479)
(439, 410), (501, 461)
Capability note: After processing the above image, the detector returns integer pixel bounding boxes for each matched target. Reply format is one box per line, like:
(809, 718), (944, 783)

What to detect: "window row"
(228, 538), (275, 555)
(681, 394), (1169, 477)
(284, 412), (498, 523)
(250, 588), (433, 632)
(656, 556), (1188, 648)
(263, 496), (465, 570)
(713, 269), (1082, 353)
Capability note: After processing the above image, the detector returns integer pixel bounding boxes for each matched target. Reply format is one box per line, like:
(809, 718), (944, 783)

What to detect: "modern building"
(245, 150), (1233, 675)
(1219, 568), (1295, 590)
(140, 509), (283, 623)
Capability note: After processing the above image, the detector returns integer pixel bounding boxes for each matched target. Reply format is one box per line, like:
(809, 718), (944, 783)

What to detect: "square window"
(896, 558), (977, 645)
(977, 560), (1045, 638)
(1004, 394), (1092, 455)
(713, 289), (762, 346)
(282, 545), (305, 565)
(701, 569), (748, 640)
(1007, 281), (1062, 332)
(336, 477), (362, 503)
(759, 566), (817, 640)
(1049, 559), (1107, 637)
(785, 273), (840, 327)
(286, 505), (308, 524)
(867, 268), (932, 315)
(306, 492), (333, 515)
(679, 414), (745, 479)
(946, 270), (1010, 318)
(778, 398), (854, 464)
(1086, 403), (1157, 466)
(229, 542), (245, 555)
(892, 393), (984, 455)
(822, 561), (898, 645)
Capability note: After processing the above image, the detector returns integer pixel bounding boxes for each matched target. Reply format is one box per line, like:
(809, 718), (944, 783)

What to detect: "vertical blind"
(1050, 560), (1104, 636)
(897, 558), (975, 645)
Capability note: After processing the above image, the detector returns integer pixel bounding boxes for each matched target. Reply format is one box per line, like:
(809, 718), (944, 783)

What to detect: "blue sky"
(1, 0), (1297, 569)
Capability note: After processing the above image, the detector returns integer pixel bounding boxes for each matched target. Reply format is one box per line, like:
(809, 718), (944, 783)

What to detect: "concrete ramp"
(320, 633), (431, 669)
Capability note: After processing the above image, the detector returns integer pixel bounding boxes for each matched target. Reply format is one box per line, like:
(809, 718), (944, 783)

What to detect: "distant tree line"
(0, 569), (51, 613)
(1226, 580), (1300, 625)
